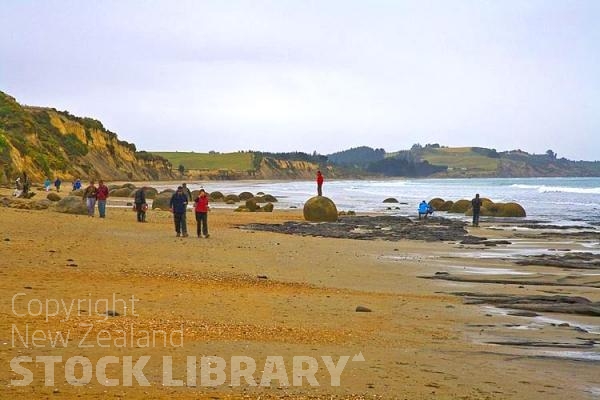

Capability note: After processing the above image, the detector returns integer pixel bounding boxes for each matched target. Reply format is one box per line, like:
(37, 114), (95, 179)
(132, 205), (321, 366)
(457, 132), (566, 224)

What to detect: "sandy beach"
(0, 190), (599, 399)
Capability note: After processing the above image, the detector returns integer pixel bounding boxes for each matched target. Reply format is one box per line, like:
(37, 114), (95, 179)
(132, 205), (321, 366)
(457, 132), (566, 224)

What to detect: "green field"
(152, 152), (254, 171)
(420, 147), (500, 172)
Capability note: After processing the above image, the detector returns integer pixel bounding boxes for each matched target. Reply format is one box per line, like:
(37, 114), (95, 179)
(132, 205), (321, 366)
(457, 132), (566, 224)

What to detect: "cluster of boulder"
(428, 197), (526, 217)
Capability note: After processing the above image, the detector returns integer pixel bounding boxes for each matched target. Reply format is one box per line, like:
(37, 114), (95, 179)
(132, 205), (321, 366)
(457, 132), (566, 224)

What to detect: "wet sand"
(0, 192), (599, 399)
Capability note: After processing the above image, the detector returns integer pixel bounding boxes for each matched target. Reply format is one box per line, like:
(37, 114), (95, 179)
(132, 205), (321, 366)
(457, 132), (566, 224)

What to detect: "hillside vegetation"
(0, 91), (173, 183)
(153, 152), (254, 171)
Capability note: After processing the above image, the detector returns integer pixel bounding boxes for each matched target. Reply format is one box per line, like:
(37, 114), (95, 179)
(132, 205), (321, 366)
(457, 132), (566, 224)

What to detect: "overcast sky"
(2, 1), (599, 160)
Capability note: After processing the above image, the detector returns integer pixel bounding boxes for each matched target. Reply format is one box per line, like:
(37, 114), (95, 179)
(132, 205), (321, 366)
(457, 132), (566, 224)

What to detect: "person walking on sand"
(134, 187), (147, 223)
(316, 170), (324, 196)
(471, 193), (482, 227)
(82, 180), (98, 217)
(96, 180), (109, 218)
(54, 177), (61, 192)
(170, 186), (189, 237)
(44, 178), (51, 192)
(194, 189), (210, 238)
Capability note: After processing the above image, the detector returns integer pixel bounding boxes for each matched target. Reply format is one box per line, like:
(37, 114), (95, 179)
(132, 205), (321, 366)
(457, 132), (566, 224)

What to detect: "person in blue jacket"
(418, 200), (431, 220)
(169, 186), (189, 237)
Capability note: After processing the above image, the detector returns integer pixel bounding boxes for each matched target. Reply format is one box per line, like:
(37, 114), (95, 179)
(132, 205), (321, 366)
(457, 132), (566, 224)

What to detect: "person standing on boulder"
(471, 193), (482, 227)
(96, 180), (109, 218)
(316, 170), (324, 196)
(82, 180), (98, 217)
(194, 189), (210, 238)
(170, 186), (189, 237)
(134, 187), (147, 222)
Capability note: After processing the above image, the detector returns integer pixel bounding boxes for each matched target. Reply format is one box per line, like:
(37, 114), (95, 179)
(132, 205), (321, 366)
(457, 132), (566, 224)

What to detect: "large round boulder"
(383, 198), (399, 203)
(496, 202), (526, 217)
(448, 199), (471, 213)
(239, 191), (254, 201)
(303, 196), (338, 222)
(262, 203), (274, 212)
(53, 196), (88, 215)
(428, 198), (445, 210)
(152, 193), (173, 210)
(47, 192), (61, 202)
(224, 194), (240, 203)
(110, 187), (133, 197)
(437, 200), (454, 211)
(209, 191), (224, 201)
(262, 194), (277, 202)
(245, 198), (260, 211)
(143, 187), (159, 199)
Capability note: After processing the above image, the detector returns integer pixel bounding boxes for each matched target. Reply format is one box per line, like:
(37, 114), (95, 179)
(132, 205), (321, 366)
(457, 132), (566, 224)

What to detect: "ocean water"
(154, 177), (600, 227)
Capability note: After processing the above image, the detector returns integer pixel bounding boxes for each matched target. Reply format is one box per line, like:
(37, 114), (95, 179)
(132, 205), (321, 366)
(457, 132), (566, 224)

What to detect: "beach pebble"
(257, 275), (268, 280)
(355, 306), (372, 312)
(105, 310), (120, 317)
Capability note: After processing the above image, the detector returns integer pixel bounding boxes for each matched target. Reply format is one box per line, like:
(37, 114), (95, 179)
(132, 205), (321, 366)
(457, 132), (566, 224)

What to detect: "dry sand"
(0, 191), (598, 399)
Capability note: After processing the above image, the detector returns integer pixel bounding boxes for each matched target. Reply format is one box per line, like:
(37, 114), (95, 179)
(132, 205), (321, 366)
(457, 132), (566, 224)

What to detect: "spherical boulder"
(224, 194), (240, 203)
(143, 187), (159, 199)
(497, 202), (526, 217)
(110, 187), (133, 197)
(239, 191), (254, 200)
(53, 196), (88, 215)
(428, 198), (445, 210)
(437, 200), (454, 211)
(47, 192), (61, 202)
(383, 197), (399, 203)
(448, 199), (471, 213)
(262, 203), (274, 212)
(245, 198), (260, 212)
(303, 196), (338, 222)
(209, 191), (224, 201)
(152, 193), (173, 210)
(262, 194), (277, 202)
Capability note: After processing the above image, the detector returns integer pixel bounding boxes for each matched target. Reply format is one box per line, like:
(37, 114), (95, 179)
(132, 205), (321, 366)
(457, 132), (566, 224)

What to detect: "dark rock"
(383, 198), (399, 203)
(239, 191), (254, 200)
(355, 306), (372, 312)
(262, 203), (274, 212)
(105, 310), (120, 317)
(257, 275), (268, 279)
(53, 196), (87, 215)
(46, 192), (61, 202)
(507, 311), (539, 317)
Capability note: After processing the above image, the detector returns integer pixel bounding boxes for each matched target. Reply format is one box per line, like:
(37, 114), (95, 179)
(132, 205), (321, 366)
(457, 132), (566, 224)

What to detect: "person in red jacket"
(194, 189), (210, 238)
(96, 180), (109, 218)
(316, 170), (324, 196)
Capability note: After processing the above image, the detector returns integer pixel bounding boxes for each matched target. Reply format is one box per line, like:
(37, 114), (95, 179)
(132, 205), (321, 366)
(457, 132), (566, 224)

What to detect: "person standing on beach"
(170, 186), (189, 237)
(54, 177), (61, 192)
(194, 189), (210, 238)
(134, 187), (147, 222)
(96, 180), (109, 218)
(182, 183), (192, 202)
(82, 180), (98, 217)
(316, 170), (324, 196)
(471, 193), (482, 227)
(44, 178), (51, 192)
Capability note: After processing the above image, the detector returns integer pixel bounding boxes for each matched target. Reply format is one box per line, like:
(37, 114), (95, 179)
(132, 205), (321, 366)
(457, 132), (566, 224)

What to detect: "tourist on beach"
(418, 200), (429, 219)
(21, 172), (30, 198)
(82, 180), (98, 217)
(73, 178), (82, 191)
(194, 189), (210, 238)
(54, 177), (61, 192)
(13, 177), (22, 197)
(182, 183), (192, 202)
(316, 170), (324, 196)
(96, 180), (109, 218)
(170, 186), (189, 237)
(133, 187), (147, 222)
(44, 178), (51, 192)
(471, 193), (482, 227)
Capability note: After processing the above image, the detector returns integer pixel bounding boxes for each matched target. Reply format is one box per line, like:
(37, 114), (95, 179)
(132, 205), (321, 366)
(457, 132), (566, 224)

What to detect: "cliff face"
(0, 92), (174, 183)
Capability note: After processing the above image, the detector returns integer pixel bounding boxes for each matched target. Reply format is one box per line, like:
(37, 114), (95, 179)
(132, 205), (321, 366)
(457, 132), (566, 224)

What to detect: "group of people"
(168, 183), (210, 238)
(417, 194), (483, 227)
(81, 180), (110, 218)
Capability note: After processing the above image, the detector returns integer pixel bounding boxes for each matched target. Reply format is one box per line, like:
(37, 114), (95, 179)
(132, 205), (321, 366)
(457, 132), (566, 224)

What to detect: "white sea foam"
(511, 184), (600, 195)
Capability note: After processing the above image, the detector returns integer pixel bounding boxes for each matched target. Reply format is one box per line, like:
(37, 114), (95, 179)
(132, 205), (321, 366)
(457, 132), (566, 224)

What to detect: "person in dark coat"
(169, 186), (189, 237)
(134, 187), (147, 222)
(471, 193), (482, 227)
